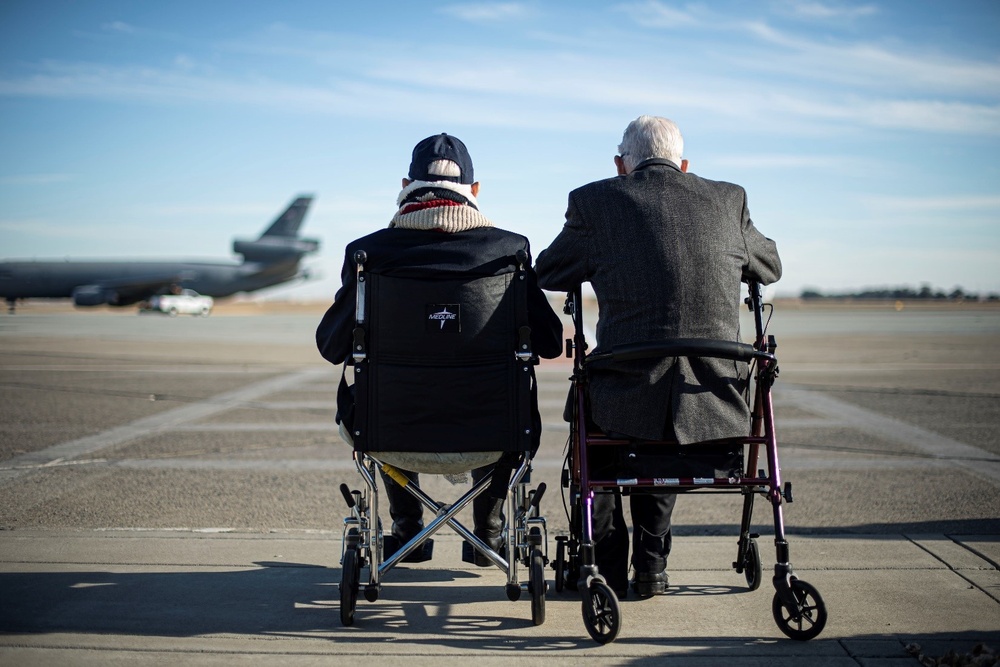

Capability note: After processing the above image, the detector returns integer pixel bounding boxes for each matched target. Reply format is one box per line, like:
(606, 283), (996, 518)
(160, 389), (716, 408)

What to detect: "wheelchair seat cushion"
(371, 451), (502, 475)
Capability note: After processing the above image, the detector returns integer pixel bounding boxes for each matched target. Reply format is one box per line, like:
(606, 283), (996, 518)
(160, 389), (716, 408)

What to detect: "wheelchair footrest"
(384, 535), (434, 563)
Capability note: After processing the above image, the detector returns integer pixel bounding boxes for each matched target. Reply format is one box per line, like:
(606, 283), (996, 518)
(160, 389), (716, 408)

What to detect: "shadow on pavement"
(673, 518), (1000, 536)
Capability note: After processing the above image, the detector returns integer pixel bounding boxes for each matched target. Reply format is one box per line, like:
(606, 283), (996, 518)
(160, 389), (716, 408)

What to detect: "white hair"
(426, 159), (462, 179)
(617, 115), (684, 172)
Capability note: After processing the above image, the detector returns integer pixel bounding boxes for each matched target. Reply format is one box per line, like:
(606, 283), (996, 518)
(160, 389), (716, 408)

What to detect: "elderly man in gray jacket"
(536, 115), (782, 598)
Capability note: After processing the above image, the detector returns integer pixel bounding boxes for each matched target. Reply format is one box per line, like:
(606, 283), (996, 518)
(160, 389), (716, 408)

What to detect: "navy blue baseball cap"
(408, 133), (474, 184)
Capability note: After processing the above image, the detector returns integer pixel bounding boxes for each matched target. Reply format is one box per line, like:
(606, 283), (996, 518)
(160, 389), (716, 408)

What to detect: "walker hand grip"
(590, 338), (765, 363)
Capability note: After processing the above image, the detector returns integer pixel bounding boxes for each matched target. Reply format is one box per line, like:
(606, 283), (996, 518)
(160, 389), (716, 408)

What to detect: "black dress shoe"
(632, 570), (669, 598)
(383, 534), (433, 563)
(462, 532), (505, 567)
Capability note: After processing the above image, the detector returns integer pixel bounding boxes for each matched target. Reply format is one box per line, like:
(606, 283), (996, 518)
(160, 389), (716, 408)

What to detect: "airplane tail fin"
(233, 195), (319, 263)
(259, 196), (314, 238)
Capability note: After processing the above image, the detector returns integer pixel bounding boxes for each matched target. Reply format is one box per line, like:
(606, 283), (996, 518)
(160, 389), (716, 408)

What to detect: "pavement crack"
(907, 535), (1000, 605)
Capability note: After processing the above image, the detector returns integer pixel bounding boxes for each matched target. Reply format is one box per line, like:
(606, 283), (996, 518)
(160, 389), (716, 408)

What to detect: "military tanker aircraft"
(0, 195), (319, 313)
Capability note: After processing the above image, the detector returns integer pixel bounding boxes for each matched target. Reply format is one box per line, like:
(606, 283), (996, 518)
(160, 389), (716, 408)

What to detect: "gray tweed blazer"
(536, 159), (781, 443)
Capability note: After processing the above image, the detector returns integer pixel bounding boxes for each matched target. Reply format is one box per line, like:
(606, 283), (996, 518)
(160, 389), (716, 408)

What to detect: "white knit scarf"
(389, 180), (494, 233)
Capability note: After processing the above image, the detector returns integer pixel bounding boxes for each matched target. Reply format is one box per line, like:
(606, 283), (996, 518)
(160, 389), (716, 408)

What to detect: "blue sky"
(1, 0), (998, 299)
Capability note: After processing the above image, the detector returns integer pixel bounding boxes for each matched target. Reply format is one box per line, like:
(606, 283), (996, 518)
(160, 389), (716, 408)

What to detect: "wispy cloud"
(3, 14), (999, 138)
(438, 3), (534, 23)
(201, 21), (1000, 136)
(865, 194), (1000, 212)
(864, 99), (1000, 135)
(3, 53), (997, 137)
(77, 19), (182, 45)
(0, 218), (115, 239)
(614, 1), (701, 28)
(776, 0), (878, 21)
(0, 173), (74, 186)
(616, 0), (878, 30)
(712, 154), (845, 169)
(742, 20), (1000, 94)
(610, 3), (1000, 98)
(101, 21), (137, 34)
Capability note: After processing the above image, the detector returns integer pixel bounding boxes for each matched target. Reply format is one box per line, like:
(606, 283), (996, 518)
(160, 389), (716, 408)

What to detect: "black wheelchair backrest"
(349, 253), (535, 455)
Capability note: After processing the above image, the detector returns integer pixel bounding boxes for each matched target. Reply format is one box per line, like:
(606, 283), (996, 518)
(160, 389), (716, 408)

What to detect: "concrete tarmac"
(1, 301), (999, 665)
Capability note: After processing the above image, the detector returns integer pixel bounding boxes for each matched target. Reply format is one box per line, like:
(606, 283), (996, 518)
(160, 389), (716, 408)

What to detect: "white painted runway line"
(777, 385), (1000, 485)
(0, 368), (327, 486)
(4, 365), (998, 487)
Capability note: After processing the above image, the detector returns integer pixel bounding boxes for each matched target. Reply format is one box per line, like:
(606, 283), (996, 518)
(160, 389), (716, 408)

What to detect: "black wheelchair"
(337, 249), (549, 627)
(553, 281), (828, 644)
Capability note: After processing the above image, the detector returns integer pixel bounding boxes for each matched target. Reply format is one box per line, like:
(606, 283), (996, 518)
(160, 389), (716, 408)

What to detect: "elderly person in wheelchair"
(316, 133), (562, 573)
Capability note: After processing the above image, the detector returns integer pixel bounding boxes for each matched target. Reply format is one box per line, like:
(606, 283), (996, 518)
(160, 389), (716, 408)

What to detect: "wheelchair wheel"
(340, 544), (361, 626)
(582, 580), (621, 644)
(772, 578), (827, 640)
(743, 538), (762, 591)
(529, 549), (546, 625)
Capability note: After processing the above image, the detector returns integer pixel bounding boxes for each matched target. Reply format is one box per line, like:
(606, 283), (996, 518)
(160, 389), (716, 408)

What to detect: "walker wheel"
(582, 580), (621, 644)
(772, 579), (827, 640)
(743, 538), (762, 591)
(529, 549), (546, 625)
(340, 546), (361, 626)
(553, 538), (566, 593)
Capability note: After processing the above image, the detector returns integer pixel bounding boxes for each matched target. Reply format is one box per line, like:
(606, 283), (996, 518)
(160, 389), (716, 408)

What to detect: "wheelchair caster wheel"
(364, 584), (379, 603)
(339, 546), (361, 626)
(772, 578), (827, 640)
(582, 580), (621, 644)
(505, 582), (521, 601)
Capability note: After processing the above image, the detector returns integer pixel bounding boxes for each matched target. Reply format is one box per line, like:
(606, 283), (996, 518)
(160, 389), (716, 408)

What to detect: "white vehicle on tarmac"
(141, 289), (214, 317)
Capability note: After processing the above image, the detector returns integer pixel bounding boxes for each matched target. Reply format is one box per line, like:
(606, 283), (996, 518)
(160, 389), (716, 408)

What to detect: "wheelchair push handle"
(339, 483), (356, 509)
(531, 482), (546, 509)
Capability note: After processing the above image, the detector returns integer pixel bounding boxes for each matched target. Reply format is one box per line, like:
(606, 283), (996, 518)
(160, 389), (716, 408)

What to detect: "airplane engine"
(72, 285), (114, 307)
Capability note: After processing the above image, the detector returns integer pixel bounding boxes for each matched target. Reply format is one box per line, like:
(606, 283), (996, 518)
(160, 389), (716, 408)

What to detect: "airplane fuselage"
(0, 258), (300, 300)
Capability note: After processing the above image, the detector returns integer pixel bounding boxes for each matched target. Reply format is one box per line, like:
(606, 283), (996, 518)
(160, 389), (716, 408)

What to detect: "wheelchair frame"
(554, 281), (827, 644)
(337, 249), (550, 627)
(338, 453), (549, 626)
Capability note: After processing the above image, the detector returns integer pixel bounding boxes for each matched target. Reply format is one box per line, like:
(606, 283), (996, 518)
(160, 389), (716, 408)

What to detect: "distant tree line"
(800, 284), (1000, 302)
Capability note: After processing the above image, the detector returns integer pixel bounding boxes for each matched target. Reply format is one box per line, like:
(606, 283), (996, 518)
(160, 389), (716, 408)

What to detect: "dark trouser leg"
(592, 489), (630, 595)
(379, 468), (422, 540)
(629, 491), (676, 573)
(471, 464), (504, 540)
(464, 464), (505, 566)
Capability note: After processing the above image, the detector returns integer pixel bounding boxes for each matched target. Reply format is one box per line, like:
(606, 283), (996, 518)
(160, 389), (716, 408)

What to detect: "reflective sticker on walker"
(693, 477), (715, 485)
(616, 478), (639, 485)
(654, 478), (680, 486)
(426, 304), (461, 332)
